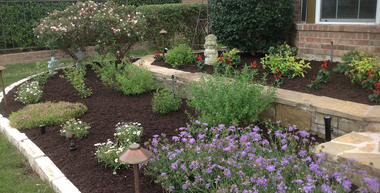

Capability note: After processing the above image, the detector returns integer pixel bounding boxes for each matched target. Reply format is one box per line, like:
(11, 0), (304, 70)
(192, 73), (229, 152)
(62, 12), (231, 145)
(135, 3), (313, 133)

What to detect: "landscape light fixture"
(324, 116), (334, 142)
(119, 143), (152, 193)
(159, 29), (167, 57)
(65, 130), (77, 151)
(0, 65), (6, 105)
(39, 124), (46, 135)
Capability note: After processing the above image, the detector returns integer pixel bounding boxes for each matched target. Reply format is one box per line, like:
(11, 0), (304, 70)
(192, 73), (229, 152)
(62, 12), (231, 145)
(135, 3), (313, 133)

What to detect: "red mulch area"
(152, 52), (376, 105)
(0, 64), (344, 193)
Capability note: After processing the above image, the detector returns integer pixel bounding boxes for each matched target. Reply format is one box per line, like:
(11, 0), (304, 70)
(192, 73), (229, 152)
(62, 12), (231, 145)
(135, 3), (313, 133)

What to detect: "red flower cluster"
(250, 61), (257, 68)
(274, 68), (282, 79)
(198, 54), (203, 62)
(219, 55), (225, 62)
(277, 45), (280, 49)
(373, 83), (380, 94)
(228, 57), (232, 66)
(321, 60), (327, 70)
(153, 52), (161, 57)
(368, 69), (374, 79)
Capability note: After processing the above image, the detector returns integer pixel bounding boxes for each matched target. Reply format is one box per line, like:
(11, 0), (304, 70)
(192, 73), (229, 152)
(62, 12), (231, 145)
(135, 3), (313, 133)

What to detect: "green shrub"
(14, 81), (43, 105)
(114, 63), (155, 95)
(59, 118), (90, 139)
(33, 60), (54, 86)
(332, 50), (365, 74)
(209, 0), (294, 53)
(345, 52), (380, 84)
(9, 101), (87, 129)
(152, 87), (182, 114)
(268, 42), (298, 58)
(164, 44), (196, 68)
(261, 53), (311, 79)
(212, 48), (241, 71)
(128, 0), (181, 6)
(136, 3), (207, 49)
(187, 66), (277, 127)
(63, 66), (92, 98)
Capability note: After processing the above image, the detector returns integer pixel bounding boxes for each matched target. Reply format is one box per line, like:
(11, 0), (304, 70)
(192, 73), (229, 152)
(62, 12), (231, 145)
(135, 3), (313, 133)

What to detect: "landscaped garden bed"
(151, 51), (377, 106)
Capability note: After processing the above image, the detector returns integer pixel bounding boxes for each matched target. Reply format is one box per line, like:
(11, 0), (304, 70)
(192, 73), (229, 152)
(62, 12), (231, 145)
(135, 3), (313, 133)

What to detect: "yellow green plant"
(261, 52), (310, 79)
(9, 101), (87, 129)
(346, 52), (380, 84)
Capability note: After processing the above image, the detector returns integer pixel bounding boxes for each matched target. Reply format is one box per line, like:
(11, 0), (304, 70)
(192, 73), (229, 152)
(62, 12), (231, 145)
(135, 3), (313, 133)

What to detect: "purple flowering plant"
(142, 122), (379, 192)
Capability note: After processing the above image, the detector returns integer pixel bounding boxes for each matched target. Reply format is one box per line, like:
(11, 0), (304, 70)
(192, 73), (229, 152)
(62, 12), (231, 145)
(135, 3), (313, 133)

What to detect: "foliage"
(94, 122), (143, 174)
(9, 101), (87, 129)
(186, 66), (277, 127)
(164, 44), (196, 68)
(92, 2), (146, 60)
(153, 51), (163, 61)
(332, 50), (364, 74)
(196, 54), (205, 70)
(361, 69), (377, 91)
(209, 0), (294, 53)
(14, 81), (43, 104)
(212, 48), (241, 72)
(247, 61), (259, 79)
(261, 53), (311, 79)
(128, 0), (181, 7)
(114, 122), (143, 145)
(59, 118), (90, 139)
(143, 122), (380, 192)
(268, 42), (298, 58)
(34, 1), (145, 60)
(63, 66), (92, 98)
(92, 57), (155, 95)
(152, 87), (182, 115)
(345, 52), (380, 84)
(136, 3), (207, 49)
(369, 83), (380, 104)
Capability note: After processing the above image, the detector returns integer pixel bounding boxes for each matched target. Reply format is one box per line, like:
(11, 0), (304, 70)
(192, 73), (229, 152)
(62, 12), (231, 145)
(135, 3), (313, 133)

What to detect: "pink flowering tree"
(34, 1), (146, 61)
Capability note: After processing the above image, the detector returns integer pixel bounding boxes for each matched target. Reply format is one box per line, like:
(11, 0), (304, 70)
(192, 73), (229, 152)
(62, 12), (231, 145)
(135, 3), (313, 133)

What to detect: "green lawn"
(0, 48), (153, 192)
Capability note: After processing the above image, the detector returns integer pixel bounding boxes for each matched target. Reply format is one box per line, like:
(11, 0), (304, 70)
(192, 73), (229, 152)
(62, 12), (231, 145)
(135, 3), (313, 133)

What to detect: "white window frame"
(315, 0), (380, 25)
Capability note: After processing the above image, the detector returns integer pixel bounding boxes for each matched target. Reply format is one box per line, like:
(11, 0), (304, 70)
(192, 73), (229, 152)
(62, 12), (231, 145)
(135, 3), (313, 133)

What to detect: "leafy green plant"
(136, 3), (207, 50)
(212, 48), (241, 71)
(164, 44), (196, 68)
(14, 81), (43, 104)
(196, 54), (205, 70)
(247, 61), (259, 79)
(94, 122), (143, 174)
(333, 49), (365, 74)
(209, 0), (294, 53)
(152, 87), (182, 115)
(59, 118), (90, 139)
(308, 60), (331, 89)
(346, 52), (380, 84)
(63, 66), (92, 98)
(268, 42), (298, 58)
(261, 53), (311, 79)
(273, 68), (283, 85)
(114, 122), (143, 145)
(361, 69), (377, 91)
(186, 66), (276, 127)
(33, 60), (54, 86)
(369, 83), (380, 104)
(9, 101), (87, 129)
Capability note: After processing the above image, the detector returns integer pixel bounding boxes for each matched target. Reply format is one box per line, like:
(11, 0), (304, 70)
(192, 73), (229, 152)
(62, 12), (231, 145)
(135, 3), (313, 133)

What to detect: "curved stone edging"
(0, 76), (80, 193)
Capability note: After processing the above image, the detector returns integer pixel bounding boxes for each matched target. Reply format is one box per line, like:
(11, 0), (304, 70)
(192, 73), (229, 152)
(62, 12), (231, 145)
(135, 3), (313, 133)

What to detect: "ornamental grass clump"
(63, 66), (92, 98)
(9, 101), (87, 129)
(59, 118), (90, 139)
(187, 65), (276, 127)
(14, 81), (43, 104)
(143, 122), (379, 192)
(94, 122), (143, 174)
(152, 87), (182, 115)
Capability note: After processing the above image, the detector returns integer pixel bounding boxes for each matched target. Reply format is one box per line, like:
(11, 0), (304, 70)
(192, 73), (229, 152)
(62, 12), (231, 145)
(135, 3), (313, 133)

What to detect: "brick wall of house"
(293, 0), (301, 23)
(290, 24), (380, 61)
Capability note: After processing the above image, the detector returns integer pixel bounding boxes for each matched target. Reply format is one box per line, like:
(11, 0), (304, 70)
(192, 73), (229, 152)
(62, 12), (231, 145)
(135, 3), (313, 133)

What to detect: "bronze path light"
(65, 130), (77, 151)
(119, 143), (152, 193)
(159, 29), (167, 57)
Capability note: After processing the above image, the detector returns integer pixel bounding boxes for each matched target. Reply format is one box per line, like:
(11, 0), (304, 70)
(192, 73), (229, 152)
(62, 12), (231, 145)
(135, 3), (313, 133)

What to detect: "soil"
(0, 59), (357, 193)
(152, 52), (377, 105)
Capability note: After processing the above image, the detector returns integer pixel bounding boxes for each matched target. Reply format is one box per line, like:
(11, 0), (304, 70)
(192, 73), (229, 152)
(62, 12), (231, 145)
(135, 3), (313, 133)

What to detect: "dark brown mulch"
(152, 52), (376, 105)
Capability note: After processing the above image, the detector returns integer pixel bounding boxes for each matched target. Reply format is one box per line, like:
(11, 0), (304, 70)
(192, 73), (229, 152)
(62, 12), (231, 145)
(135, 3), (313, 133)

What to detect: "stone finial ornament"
(47, 57), (57, 75)
(204, 34), (218, 65)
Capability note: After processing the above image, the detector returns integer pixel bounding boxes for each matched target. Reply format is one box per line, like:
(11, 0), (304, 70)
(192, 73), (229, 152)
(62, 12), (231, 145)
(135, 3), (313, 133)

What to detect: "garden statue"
(204, 34), (218, 65)
(47, 57), (57, 75)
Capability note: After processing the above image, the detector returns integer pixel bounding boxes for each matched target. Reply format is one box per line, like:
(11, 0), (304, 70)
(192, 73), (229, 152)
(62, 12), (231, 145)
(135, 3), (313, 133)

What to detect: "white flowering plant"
(94, 122), (143, 174)
(94, 139), (129, 174)
(60, 118), (90, 139)
(114, 122), (143, 145)
(15, 81), (43, 104)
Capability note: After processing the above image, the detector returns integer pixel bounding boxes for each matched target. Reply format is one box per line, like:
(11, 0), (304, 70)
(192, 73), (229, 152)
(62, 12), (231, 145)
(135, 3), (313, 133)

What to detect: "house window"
(320, 0), (377, 22)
